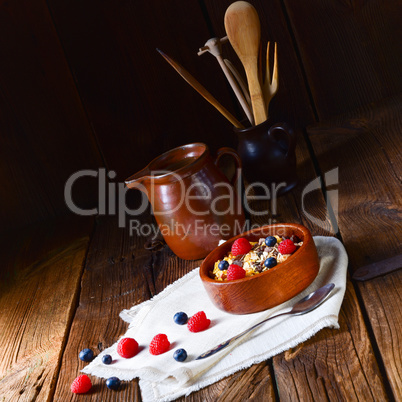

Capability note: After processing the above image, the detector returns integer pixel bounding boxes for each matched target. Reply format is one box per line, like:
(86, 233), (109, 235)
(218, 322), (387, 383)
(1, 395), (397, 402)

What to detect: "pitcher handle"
(268, 123), (297, 157)
(214, 147), (242, 187)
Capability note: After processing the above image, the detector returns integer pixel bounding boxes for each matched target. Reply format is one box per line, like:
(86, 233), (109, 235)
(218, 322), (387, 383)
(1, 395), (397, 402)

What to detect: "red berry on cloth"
(70, 374), (92, 394)
(231, 238), (252, 256)
(278, 239), (297, 255)
(117, 337), (139, 358)
(149, 334), (170, 355)
(187, 311), (211, 332)
(226, 264), (246, 280)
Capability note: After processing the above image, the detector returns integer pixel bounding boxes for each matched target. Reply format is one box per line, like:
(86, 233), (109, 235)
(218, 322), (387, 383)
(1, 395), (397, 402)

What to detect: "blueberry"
(102, 354), (112, 365)
(79, 348), (94, 362)
(265, 236), (277, 247)
(106, 376), (121, 391)
(218, 260), (229, 271)
(173, 312), (188, 325)
(264, 257), (277, 268)
(173, 348), (187, 362)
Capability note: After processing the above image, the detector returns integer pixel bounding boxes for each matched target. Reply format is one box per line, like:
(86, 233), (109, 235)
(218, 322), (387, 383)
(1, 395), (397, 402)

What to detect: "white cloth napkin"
(83, 236), (348, 401)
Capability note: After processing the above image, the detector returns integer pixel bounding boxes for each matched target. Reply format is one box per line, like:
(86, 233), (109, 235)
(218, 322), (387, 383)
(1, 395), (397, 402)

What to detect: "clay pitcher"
(125, 143), (245, 260)
(235, 119), (297, 196)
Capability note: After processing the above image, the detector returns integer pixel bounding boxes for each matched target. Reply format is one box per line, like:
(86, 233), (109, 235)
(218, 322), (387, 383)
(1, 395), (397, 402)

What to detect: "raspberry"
(117, 337), (139, 358)
(226, 264), (246, 280)
(278, 239), (297, 255)
(71, 374), (92, 394)
(187, 311), (211, 332)
(231, 238), (252, 256)
(149, 334), (170, 355)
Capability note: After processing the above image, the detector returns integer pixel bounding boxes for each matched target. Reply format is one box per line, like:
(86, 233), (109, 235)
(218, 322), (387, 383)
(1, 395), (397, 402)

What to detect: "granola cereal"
(212, 235), (303, 281)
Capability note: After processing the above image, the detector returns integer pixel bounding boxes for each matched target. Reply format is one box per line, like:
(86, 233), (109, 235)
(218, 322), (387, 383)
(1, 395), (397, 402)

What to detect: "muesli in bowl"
(199, 223), (319, 314)
(212, 235), (303, 281)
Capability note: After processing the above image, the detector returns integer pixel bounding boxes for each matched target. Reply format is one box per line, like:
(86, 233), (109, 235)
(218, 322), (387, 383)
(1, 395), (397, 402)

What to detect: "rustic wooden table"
(1, 97), (401, 401)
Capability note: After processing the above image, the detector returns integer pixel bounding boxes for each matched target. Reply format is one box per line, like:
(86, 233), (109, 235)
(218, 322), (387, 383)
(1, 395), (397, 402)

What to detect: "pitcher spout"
(125, 167), (150, 191)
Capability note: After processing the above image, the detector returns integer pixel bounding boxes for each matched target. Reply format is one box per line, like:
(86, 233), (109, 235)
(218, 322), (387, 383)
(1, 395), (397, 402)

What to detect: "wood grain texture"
(207, 363), (275, 401)
(283, 0), (402, 120)
(275, 282), (387, 401)
(0, 0), (103, 232)
(203, 0), (316, 129)
(308, 95), (402, 400)
(307, 95), (402, 273)
(0, 216), (93, 401)
(46, 0), (240, 181)
(52, 215), (153, 400)
(358, 272), (402, 400)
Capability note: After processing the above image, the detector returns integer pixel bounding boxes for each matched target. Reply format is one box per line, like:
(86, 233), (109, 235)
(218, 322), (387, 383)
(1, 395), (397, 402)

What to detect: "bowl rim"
(199, 223), (313, 284)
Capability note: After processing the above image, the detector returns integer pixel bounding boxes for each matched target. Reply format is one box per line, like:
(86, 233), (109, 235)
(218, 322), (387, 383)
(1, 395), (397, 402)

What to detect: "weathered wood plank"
(307, 95), (402, 274)
(308, 95), (402, 400)
(52, 215), (152, 400)
(283, 0), (402, 120)
(275, 278), (387, 401)
(358, 272), (402, 399)
(0, 0), (103, 232)
(213, 364), (275, 401)
(0, 216), (93, 401)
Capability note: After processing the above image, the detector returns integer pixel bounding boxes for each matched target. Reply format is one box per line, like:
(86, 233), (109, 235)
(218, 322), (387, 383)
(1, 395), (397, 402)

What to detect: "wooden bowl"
(199, 223), (319, 314)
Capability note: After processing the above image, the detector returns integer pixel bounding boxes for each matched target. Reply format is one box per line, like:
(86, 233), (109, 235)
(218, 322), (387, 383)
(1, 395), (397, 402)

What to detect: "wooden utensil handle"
(246, 65), (267, 125)
(157, 49), (244, 129)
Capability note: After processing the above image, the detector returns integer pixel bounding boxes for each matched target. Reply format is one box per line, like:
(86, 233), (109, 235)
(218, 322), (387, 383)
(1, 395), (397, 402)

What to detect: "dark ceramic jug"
(125, 143), (245, 260)
(234, 119), (297, 196)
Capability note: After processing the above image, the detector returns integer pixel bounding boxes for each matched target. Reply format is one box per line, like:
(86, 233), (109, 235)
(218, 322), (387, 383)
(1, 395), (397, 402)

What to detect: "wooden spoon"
(157, 48), (244, 129)
(225, 1), (267, 125)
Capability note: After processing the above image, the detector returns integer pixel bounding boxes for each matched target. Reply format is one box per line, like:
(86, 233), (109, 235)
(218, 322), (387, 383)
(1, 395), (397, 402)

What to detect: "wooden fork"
(263, 41), (278, 116)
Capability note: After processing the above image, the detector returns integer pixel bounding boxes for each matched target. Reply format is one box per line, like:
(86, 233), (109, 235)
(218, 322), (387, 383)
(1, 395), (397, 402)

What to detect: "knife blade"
(352, 254), (402, 281)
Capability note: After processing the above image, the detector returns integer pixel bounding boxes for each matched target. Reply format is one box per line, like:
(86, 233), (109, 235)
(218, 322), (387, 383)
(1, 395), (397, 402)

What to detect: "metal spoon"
(196, 283), (335, 360)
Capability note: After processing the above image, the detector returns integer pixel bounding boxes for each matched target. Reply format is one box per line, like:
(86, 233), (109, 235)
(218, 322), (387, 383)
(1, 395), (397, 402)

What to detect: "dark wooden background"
(0, 0), (400, 233)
